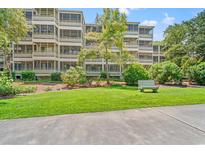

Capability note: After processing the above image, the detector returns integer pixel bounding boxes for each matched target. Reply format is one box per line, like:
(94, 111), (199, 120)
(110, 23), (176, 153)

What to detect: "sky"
(67, 8), (204, 41)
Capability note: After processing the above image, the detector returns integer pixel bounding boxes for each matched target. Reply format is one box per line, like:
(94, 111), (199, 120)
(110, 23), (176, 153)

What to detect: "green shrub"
(61, 66), (86, 87)
(0, 72), (14, 96)
(123, 63), (149, 86)
(100, 71), (107, 79)
(149, 61), (182, 84)
(51, 72), (62, 81)
(187, 62), (205, 85)
(21, 71), (36, 81)
(12, 72), (16, 80)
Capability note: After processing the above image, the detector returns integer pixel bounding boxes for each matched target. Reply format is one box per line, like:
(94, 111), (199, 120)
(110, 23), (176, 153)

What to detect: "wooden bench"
(138, 80), (159, 93)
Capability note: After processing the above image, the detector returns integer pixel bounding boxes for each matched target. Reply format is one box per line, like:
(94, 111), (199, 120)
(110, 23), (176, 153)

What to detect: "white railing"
(34, 69), (56, 74)
(139, 46), (153, 51)
(138, 59), (153, 63)
(125, 31), (139, 35)
(139, 34), (153, 38)
(33, 16), (55, 22)
(33, 34), (57, 40)
(60, 54), (78, 58)
(59, 21), (82, 26)
(33, 52), (56, 57)
(85, 59), (103, 62)
(14, 53), (32, 58)
(60, 37), (82, 43)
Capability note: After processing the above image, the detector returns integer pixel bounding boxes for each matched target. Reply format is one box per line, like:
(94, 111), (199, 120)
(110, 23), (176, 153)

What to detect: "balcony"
(33, 15), (56, 22)
(124, 31), (138, 38)
(139, 46), (153, 52)
(60, 54), (78, 58)
(138, 59), (153, 64)
(59, 20), (82, 27)
(139, 34), (153, 39)
(33, 52), (56, 57)
(34, 69), (56, 74)
(33, 34), (57, 40)
(14, 53), (32, 58)
(60, 37), (82, 43)
(125, 43), (138, 49)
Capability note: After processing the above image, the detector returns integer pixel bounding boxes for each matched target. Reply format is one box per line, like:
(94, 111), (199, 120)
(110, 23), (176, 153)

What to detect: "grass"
(0, 85), (205, 120)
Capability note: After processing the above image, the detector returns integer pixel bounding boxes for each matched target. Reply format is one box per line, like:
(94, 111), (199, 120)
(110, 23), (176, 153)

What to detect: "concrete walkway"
(0, 104), (205, 144)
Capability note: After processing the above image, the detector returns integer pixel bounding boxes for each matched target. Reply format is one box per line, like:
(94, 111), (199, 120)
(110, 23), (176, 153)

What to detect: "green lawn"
(1, 86), (205, 120)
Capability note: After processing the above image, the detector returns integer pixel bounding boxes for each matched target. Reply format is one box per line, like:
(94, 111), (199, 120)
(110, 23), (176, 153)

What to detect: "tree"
(0, 9), (29, 74)
(112, 9), (134, 78)
(185, 10), (205, 60)
(162, 10), (205, 67)
(79, 8), (131, 84)
(162, 24), (188, 66)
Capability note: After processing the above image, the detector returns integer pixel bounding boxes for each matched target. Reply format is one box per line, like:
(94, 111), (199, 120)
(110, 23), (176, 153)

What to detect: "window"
(128, 24), (138, 31)
(60, 13), (81, 22)
(60, 30), (81, 38)
(34, 25), (54, 35)
(60, 46), (80, 55)
(109, 65), (120, 72)
(25, 11), (32, 21)
(86, 65), (102, 72)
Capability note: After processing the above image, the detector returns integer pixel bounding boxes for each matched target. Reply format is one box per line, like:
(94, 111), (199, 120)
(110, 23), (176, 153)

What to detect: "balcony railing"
(139, 34), (153, 38)
(33, 52), (56, 57)
(85, 59), (103, 62)
(125, 43), (138, 48)
(138, 59), (153, 64)
(14, 53), (32, 58)
(125, 31), (139, 35)
(59, 20), (82, 26)
(21, 36), (32, 41)
(33, 15), (55, 22)
(60, 54), (78, 58)
(33, 34), (57, 40)
(34, 69), (56, 74)
(60, 37), (82, 42)
(139, 46), (153, 51)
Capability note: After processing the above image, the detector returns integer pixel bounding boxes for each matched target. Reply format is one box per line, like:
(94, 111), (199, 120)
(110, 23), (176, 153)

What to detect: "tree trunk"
(105, 58), (110, 85)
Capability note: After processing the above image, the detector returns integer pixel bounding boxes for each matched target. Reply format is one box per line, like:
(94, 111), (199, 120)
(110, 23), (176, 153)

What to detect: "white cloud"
(119, 8), (130, 15)
(162, 13), (175, 25)
(141, 20), (157, 26)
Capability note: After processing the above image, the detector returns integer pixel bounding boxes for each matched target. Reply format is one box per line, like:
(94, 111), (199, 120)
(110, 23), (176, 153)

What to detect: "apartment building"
(153, 44), (165, 63)
(6, 8), (161, 78)
(85, 22), (154, 76)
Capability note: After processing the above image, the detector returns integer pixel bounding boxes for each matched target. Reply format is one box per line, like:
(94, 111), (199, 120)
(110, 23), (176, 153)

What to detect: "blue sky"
(67, 8), (204, 41)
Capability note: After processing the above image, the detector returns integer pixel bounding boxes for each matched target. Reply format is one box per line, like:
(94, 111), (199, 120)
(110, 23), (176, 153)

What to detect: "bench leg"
(140, 89), (144, 92)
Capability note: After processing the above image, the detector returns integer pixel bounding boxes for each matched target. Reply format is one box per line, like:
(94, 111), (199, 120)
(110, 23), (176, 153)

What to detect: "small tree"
(123, 63), (149, 86)
(61, 66), (86, 87)
(149, 61), (182, 84)
(0, 9), (29, 75)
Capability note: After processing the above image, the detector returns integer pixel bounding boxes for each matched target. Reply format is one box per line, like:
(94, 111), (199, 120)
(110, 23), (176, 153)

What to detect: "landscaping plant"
(21, 71), (36, 81)
(149, 61), (182, 84)
(61, 66), (87, 87)
(123, 63), (149, 86)
(187, 62), (205, 85)
(51, 72), (62, 81)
